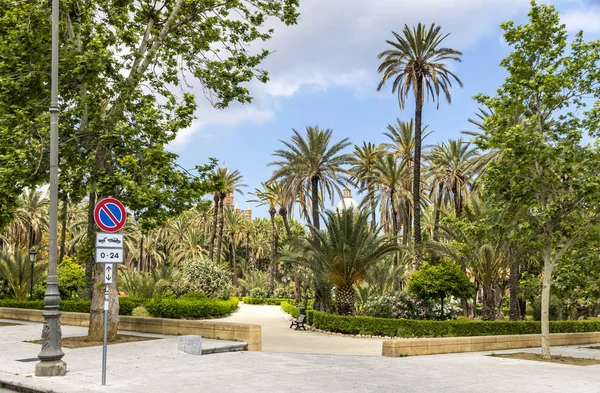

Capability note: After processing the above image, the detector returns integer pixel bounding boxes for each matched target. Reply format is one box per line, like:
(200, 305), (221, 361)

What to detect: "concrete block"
(178, 335), (203, 356)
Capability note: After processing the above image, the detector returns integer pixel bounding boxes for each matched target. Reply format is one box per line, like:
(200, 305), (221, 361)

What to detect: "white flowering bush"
(178, 257), (233, 299)
(364, 292), (434, 320)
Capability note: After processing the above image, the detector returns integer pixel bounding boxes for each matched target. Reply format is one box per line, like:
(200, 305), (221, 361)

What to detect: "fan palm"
(377, 23), (463, 266)
(349, 142), (384, 230)
(308, 209), (397, 315)
(270, 126), (352, 231)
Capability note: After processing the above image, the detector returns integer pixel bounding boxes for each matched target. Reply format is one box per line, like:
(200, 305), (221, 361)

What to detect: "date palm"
(377, 23), (463, 267)
(0, 250), (47, 300)
(10, 189), (49, 251)
(250, 182), (279, 294)
(270, 126), (352, 231)
(350, 142), (384, 230)
(224, 206), (244, 287)
(213, 166), (246, 265)
(308, 209), (397, 315)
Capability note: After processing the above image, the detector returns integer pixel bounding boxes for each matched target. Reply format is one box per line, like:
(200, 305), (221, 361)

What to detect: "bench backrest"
(297, 314), (306, 323)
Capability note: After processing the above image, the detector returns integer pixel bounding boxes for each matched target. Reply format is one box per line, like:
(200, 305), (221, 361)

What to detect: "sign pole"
(102, 284), (109, 385)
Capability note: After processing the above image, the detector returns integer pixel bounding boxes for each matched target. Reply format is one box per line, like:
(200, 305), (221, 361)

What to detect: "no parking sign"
(94, 197), (127, 233)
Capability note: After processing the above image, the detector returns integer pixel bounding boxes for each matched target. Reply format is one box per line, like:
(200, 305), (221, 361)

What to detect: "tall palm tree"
(12, 189), (49, 251)
(224, 206), (244, 287)
(270, 126), (352, 231)
(306, 209), (397, 315)
(349, 142), (384, 230)
(250, 183), (279, 294)
(377, 23), (463, 266)
(213, 166), (246, 265)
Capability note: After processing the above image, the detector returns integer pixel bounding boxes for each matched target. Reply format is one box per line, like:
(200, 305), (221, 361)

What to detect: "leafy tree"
(476, 2), (600, 358)
(57, 257), (86, 300)
(408, 260), (475, 320)
(377, 24), (463, 266)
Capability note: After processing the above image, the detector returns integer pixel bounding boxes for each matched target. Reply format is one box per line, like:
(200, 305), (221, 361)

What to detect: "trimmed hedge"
(280, 301), (300, 318)
(146, 297), (239, 319)
(310, 311), (600, 338)
(242, 297), (290, 305)
(0, 297), (140, 316)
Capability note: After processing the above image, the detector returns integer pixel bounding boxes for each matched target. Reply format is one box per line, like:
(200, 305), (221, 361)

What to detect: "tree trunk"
(311, 176), (320, 231)
(541, 256), (554, 360)
(313, 278), (332, 313)
(280, 207), (292, 238)
(295, 274), (302, 304)
(208, 195), (219, 261)
(231, 233), (237, 287)
(390, 191), (399, 291)
(59, 196), (68, 264)
(245, 233), (250, 271)
(216, 193), (225, 265)
(369, 183), (376, 231)
(482, 283), (496, 321)
(432, 183), (444, 242)
(269, 209), (276, 295)
(88, 263), (119, 340)
(139, 236), (144, 271)
(413, 75), (424, 268)
(334, 285), (356, 316)
(509, 258), (520, 321)
(85, 192), (97, 298)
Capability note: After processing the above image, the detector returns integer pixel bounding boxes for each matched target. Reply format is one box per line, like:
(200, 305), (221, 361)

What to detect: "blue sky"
(171, 0), (600, 219)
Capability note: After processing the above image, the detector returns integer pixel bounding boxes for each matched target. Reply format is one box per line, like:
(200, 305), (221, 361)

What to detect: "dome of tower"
(335, 188), (358, 212)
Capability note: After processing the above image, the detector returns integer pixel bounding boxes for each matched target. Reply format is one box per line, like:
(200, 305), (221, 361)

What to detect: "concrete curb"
(0, 378), (54, 393)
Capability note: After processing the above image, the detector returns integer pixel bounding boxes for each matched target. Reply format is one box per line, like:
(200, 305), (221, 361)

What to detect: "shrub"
(0, 297), (139, 316)
(309, 311), (600, 337)
(57, 257), (87, 300)
(146, 297), (239, 319)
(180, 292), (207, 301)
(364, 292), (432, 320)
(363, 293), (396, 318)
(242, 297), (288, 305)
(273, 286), (289, 298)
(532, 295), (564, 321)
(281, 301), (300, 318)
(249, 288), (269, 299)
(178, 257), (233, 299)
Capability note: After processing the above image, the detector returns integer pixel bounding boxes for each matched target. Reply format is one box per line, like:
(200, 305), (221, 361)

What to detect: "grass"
(26, 334), (158, 348)
(492, 352), (600, 366)
(132, 306), (150, 317)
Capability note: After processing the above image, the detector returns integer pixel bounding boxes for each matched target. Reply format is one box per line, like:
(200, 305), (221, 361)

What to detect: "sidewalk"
(1, 318), (600, 393)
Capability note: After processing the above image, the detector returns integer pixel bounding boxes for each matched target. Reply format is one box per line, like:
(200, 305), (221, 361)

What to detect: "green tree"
(349, 142), (384, 230)
(408, 260), (475, 320)
(476, 2), (600, 358)
(377, 24), (463, 266)
(250, 183), (279, 294)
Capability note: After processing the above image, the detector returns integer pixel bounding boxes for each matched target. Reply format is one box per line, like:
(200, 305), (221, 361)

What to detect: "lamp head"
(29, 248), (37, 262)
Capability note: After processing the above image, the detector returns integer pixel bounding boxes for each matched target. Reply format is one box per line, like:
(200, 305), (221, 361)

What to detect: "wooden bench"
(289, 308), (307, 330)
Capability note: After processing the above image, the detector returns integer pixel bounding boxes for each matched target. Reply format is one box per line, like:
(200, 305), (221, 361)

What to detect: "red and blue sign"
(94, 198), (127, 233)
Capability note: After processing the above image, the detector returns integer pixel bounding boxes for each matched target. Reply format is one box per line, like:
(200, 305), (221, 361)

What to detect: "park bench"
(290, 308), (307, 330)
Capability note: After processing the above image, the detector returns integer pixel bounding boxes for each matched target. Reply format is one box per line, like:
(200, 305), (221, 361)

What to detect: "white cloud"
(173, 0), (537, 150)
(562, 6), (600, 32)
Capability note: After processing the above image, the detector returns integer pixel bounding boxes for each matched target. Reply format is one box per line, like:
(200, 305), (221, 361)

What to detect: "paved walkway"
(216, 303), (383, 355)
(1, 317), (600, 392)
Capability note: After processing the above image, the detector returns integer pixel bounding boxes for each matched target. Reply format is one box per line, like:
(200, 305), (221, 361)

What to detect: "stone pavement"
(2, 312), (600, 393)
(216, 303), (384, 355)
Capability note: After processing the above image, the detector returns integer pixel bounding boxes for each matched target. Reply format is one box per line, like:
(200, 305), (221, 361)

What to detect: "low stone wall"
(0, 307), (261, 351)
(382, 332), (600, 357)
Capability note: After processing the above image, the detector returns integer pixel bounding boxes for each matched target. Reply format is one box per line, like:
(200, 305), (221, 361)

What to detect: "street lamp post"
(35, 0), (66, 377)
(29, 248), (37, 300)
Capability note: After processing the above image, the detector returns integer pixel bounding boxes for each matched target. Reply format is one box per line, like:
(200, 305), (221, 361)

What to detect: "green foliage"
(119, 269), (171, 299)
(249, 288), (269, 299)
(0, 251), (47, 300)
(242, 297), (288, 305)
(178, 257), (233, 299)
(309, 311), (600, 338)
(280, 301), (300, 318)
(0, 297), (137, 315)
(180, 292), (207, 301)
(532, 296), (563, 321)
(57, 257), (86, 300)
(408, 261), (475, 319)
(238, 270), (270, 293)
(146, 297), (239, 319)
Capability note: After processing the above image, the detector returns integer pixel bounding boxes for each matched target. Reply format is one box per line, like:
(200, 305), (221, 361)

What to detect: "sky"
(170, 0), (600, 220)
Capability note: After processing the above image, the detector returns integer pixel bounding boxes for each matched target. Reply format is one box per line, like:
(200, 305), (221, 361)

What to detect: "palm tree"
(250, 183), (279, 294)
(377, 23), (463, 266)
(213, 166), (246, 265)
(238, 270), (270, 294)
(12, 189), (49, 251)
(307, 209), (397, 315)
(350, 142), (384, 230)
(224, 206), (244, 287)
(0, 250), (47, 299)
(270, 126), (352, 231)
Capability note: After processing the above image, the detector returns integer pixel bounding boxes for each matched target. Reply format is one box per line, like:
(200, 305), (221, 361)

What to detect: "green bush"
(0, 297), (140, 316)
(532, 296), (564, 321)
(146, 297), (239, 319)
(309, 311), (600, 337)
(281, 301), (300, 318)
(242, 297), (289, 305)
(180, 292), (207, 301)
(177, 257), (233, 299)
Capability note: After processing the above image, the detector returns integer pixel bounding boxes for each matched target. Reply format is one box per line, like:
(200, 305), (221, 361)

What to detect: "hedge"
(310, 311), (600, 338)
(280, 301), (300, 318)
(242, 297), (290, 305)
(146, 297), (239, 319)
(0, 297), (140, 316)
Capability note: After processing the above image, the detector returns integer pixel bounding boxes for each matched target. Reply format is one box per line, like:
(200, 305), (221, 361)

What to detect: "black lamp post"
(29, 248), (37, 300)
